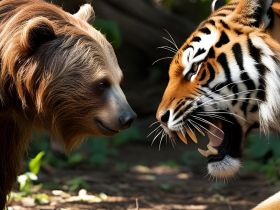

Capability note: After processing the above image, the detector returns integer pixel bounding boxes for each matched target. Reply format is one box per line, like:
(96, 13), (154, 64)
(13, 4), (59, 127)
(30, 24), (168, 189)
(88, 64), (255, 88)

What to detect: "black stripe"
(215, 31), (229, 48)
(208, 47), (215, 59)
(194, 48), (206, 58)
(217, 53), (231, 81)
(212, 13), (226, 17)
(248, 38), (267, 102)
(240, 93), (250, 117)
(245, 122), (260, 136)
(191, 37), (201, 42)
(202, 63), (215, 87)
(174, 102), (184, 114)
(208, 20), (215, 26)
(174, 109), (185, 120)
(227, 2), (238, 6)
(199, 70), (206, 82)
(232, 43), (244, 70)
(217, 53), (239, 105)
(222, 7), (235, 11)
(199, 27), (211, 35)
(241, 73), (256, 90)
(250, 105), (259, 113)
(182, 45), (193, 51)
(234, 30), (243, 35)
(248, 38), (261, 63)
(185, 97), (193, 101)
(220, 20), (230, 29)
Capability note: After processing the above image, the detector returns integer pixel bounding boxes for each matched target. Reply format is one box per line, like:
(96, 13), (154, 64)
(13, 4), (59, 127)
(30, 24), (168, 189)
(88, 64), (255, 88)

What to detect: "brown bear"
(0, 0), (137, 208)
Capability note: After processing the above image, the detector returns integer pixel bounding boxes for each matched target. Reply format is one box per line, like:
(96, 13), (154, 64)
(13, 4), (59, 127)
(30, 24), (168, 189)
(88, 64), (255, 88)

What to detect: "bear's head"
(0, 1), (136, 152)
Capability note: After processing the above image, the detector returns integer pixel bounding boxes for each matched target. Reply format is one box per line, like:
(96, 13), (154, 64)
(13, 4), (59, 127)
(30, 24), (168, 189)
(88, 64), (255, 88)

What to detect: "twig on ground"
(136, 198), (139, 210)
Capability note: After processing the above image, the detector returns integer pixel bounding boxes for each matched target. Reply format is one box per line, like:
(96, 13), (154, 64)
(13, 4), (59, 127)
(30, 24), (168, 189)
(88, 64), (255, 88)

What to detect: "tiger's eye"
(193, 63), (198, 71)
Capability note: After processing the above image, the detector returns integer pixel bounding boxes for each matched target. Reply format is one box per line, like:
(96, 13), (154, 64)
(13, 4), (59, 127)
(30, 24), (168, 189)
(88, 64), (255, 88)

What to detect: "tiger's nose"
(157, 110), (170, 126)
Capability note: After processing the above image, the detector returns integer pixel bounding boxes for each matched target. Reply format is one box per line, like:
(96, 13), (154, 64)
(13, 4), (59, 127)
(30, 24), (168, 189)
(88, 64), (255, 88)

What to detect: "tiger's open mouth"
(172, 115), (244, 178)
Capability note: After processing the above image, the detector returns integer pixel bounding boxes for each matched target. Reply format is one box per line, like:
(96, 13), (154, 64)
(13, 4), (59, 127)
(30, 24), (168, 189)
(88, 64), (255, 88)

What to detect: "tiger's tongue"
(207, 125), (224, 147)
(198, 121), (224, 157)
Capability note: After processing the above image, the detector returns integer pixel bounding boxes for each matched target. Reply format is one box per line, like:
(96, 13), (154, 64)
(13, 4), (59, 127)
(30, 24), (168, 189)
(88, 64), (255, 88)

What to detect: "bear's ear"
(211, 0), (225, 13)
(73, 4), (95, 25)
(229, 0), (273, 28)
(21, 17), (56, 54)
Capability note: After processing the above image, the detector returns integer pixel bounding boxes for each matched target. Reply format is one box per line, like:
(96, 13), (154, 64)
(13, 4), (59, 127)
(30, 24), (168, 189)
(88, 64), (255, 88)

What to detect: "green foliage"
(28, 125), (142, 169)
(29, 151), (45, 175)
(243, 134), (280, 182)
(93, 18), (122, 49)
(113, 126), (142, 146)
(163, 0), (175, 11)
(34, 193), (49, 205)
(181, 150), (205, 166)
(64, 177), (90, 192)
(245, 134), (280, 158)
(17, 172), (38, 195)
(115, 163), (128, 172)
(159, 160), (178, 168)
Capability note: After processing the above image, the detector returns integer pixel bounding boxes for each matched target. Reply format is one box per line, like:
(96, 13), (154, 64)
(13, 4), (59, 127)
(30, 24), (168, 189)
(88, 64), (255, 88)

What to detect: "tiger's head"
(156, 0), (280, 179)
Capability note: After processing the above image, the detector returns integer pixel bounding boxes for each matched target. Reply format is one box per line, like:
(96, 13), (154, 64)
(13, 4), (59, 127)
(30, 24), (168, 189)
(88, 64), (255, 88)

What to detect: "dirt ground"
(9, 141), (279, 210)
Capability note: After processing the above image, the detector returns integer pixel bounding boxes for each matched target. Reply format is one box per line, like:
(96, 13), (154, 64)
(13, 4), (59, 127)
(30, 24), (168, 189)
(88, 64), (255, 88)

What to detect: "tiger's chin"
(207, 155), (241, 179)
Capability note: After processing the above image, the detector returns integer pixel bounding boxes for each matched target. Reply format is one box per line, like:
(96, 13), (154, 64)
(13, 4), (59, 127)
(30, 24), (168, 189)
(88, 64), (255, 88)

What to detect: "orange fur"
(157, 1), (280, 209)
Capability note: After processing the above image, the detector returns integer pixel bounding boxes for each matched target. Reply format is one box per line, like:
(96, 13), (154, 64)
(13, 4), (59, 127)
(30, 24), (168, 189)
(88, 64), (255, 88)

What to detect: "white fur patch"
(182, 30), (218, 76)
(208, 155), (241, 179)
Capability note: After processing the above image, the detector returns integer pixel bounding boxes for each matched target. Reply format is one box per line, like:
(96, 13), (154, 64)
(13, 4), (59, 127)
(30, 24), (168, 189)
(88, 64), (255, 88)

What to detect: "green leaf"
(115, 163), (128, 172)
(113, 126), (142, 146)
(245, 134), (271, 158)
(67, 153), (83, 166)
(29, 151), (45, 175)
(17, 174), (28, 191)
(64, 177), (90, 192)
(35, 193), (49, 205)
(89, 153), (106, 167)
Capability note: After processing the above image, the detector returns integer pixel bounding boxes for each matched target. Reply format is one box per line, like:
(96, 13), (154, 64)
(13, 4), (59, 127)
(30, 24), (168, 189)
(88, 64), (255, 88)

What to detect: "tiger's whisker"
(189, 119), (223, 140)
(191, 115), (224, 134)
(188, 119), (205, 136)
(196, 111), (248, 122)
(147, 125), (162, 138)
(159, 132), (165, 151)
(163, 29), (178, 50)
(196, 113), (235, 125)
(152, 57), (173, 65)
(149, 121), (160, 128)
(158, 46), (177, 54)
(151, 129), (163, 146)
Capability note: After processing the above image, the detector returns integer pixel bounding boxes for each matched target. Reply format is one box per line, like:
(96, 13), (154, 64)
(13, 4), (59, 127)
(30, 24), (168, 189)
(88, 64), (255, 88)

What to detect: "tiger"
(156, 0), (280, 209)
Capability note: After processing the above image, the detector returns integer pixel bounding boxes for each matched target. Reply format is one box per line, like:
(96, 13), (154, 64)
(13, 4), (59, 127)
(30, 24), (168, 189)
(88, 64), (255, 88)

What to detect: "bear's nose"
(157, 110), (170, 126)
(119, 111), (137, 129)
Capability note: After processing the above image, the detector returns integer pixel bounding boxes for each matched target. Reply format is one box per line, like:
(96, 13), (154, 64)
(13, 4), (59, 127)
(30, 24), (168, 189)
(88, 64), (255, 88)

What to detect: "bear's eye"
(98, 79), (110, 90)
(99, 82), (106, 89)
(184, 62), (200, 81)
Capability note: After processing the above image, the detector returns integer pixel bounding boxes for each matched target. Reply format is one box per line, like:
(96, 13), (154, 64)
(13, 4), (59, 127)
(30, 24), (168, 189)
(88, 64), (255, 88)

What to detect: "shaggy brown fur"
(0, 0), (136, 208)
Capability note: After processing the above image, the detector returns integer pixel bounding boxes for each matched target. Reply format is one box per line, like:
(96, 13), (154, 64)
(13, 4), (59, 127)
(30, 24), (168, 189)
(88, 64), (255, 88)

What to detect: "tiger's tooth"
(198, 148), (207, 157)
(207, 145), (218, 155)
(186, 128), (197, 143)
(177, 132), (188, 144)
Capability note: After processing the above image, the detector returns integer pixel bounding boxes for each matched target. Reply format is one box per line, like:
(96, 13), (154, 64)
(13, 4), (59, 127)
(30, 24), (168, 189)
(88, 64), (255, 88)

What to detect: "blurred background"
(9, 0), (280, 209)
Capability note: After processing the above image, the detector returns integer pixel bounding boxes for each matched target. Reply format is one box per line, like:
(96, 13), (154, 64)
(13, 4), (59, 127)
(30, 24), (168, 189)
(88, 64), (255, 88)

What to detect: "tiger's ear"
(212, 0), (225, 13)
(229, 0), (273, 28)
(20, 17), (56, 55)
(73, 4), (95, 25)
